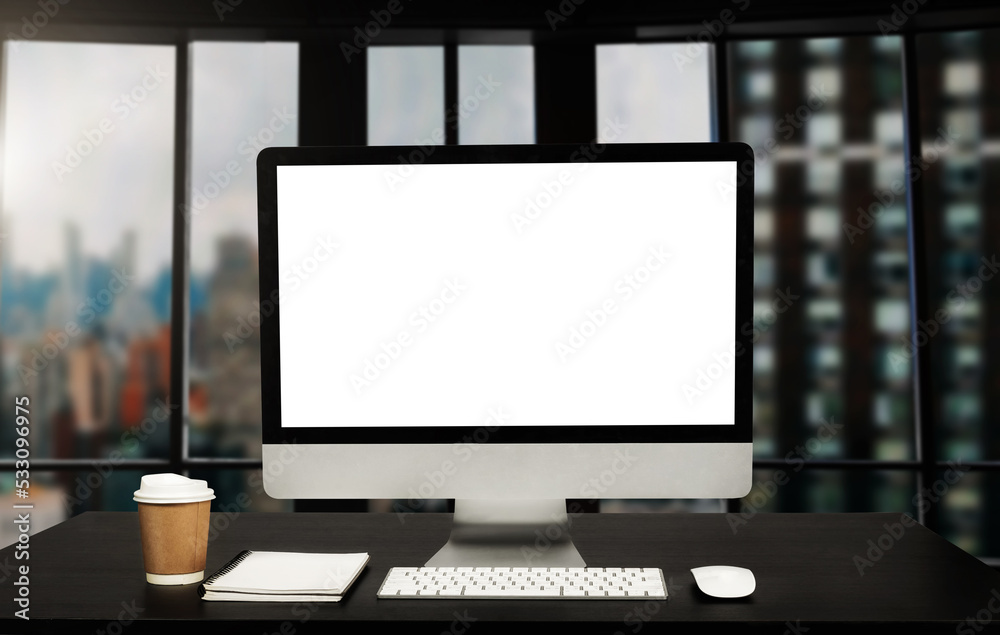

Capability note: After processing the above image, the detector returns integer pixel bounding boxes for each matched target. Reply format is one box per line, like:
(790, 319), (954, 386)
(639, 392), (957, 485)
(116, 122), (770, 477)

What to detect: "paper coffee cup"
(134, 473), (215, 585)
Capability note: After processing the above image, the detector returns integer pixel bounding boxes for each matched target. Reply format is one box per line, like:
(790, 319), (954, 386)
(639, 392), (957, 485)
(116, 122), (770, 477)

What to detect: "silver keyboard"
(377, 566), (668, 599)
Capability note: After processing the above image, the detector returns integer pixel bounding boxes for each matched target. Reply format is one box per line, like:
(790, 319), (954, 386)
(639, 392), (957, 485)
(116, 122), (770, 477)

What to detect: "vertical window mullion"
(901, 33), (937, 530)
(444, 42), (458, 145)
(169, 39), (191, 475)
(712, 39), (730, 144)
(535, 40), (597, 144)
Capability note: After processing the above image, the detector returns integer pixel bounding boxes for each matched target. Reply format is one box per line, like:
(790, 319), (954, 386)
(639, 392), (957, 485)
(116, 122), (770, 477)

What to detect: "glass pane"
(596, 43), (712, 143)
(458, 45), (534, 144)
(368, 46), (444, 145)
(729, 37), (913, 468)
(188, 42), (298, 459)
(915, 30), (1000, 464)
(0, 42), (175, 460)
(939, 468), (999, 559)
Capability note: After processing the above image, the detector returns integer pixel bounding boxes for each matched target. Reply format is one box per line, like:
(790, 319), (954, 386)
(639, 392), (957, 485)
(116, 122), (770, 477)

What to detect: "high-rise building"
(204, 235), (261, 457)
(729, 36), (913, 513)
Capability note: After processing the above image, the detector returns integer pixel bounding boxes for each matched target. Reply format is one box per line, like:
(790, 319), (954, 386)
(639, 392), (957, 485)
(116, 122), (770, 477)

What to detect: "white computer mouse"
(690, 565), (756, 598)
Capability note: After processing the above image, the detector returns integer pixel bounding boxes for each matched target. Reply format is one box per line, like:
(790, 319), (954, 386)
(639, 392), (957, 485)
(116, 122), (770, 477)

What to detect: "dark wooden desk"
(5, 511), (1000, 634)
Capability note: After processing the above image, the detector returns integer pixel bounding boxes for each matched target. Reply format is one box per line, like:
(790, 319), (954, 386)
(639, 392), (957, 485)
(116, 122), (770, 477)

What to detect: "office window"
(729, 36), (913, 512)
(596, 43), (713, 143)
(368, 47), (444, 145)
(915, 29), (1000, 558)
(0, 42), (175, 531)
(458, 45), (534, 144)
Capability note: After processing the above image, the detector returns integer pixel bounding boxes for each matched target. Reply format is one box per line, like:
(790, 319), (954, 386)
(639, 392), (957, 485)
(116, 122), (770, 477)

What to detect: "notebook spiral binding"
(198, 550), (253, 596)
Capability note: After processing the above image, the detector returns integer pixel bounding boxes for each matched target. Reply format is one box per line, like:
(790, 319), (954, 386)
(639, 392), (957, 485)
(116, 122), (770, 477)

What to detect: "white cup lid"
(133, 473), (215, 504)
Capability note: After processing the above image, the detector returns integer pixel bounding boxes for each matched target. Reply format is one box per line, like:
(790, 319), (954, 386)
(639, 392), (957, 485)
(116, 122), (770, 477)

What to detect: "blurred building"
(118, 324), (170, 428)
(200, 235), (262, 457)
(915, 30), (1000, 556)
(730, 36), (915, 515)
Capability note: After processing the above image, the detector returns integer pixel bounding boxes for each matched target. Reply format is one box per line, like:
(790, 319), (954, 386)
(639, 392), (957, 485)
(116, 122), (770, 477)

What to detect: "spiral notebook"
(198, 550), (370, 602)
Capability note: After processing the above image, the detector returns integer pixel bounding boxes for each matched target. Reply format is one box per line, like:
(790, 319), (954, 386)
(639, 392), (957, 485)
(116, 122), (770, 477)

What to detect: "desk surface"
(5, 511), (1000, 634)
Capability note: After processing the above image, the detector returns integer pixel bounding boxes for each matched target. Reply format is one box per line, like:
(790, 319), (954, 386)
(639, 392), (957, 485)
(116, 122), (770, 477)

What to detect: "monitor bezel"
(258, 143), (753, 445)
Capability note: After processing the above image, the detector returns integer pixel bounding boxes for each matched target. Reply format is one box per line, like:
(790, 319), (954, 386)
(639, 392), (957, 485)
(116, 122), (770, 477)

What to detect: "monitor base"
(424, 499), (586, 568)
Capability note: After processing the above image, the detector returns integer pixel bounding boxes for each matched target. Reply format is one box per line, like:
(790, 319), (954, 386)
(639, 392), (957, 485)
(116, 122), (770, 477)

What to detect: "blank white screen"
(277, 161), (736, 427)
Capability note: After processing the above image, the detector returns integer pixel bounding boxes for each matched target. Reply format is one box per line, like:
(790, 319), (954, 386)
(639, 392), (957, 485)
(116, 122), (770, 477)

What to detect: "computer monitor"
(258, 143), (753, 567)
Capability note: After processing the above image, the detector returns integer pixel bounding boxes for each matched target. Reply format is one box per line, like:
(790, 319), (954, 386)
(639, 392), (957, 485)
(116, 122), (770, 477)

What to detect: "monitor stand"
(424, 499), (586, 567)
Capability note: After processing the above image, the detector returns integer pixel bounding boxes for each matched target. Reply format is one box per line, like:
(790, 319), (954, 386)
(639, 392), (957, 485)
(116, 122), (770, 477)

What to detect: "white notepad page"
(206, 551), (370, 594)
